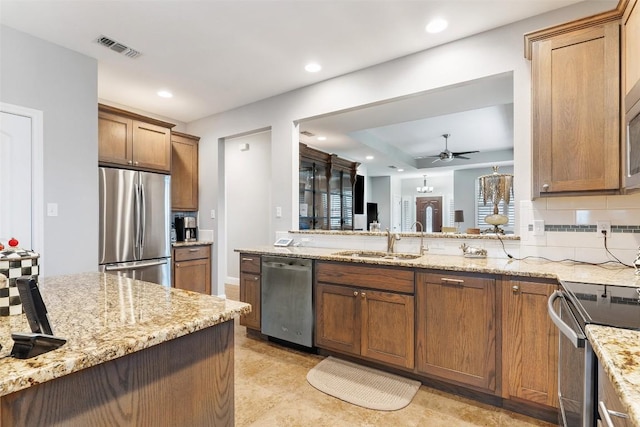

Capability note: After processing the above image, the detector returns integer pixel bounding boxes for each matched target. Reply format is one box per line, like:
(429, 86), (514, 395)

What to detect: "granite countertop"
(0, 272), (250, 397)
(235, 246), (640, 287)
(172, 240), (213, 247)
(587, 325), (640, 426)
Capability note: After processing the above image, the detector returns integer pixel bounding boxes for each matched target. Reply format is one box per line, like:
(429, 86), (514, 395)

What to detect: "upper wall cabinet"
(171, 131), (200, 211)
(299, 143), (359, 230)
(98, 104), (174, 173)
(525, 13), (621, 197)
(624, 0), (640, 113)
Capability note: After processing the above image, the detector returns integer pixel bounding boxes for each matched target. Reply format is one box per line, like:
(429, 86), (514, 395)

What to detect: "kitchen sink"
(332, 250), (423, 260)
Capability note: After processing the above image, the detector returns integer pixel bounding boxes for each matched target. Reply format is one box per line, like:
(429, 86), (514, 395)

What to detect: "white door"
(0, 103), (43, 257)
(0, 111), (32, 247)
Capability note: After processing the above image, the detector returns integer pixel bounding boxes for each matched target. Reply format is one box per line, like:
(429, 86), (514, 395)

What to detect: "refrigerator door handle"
(134, 182), (141, 255)
(140, 182), (146, 252)
(104, 259), (169, 272)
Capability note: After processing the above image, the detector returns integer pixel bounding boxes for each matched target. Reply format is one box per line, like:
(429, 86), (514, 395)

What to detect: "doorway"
(416, 197), (442, 233)
(0, 103), (43, 254)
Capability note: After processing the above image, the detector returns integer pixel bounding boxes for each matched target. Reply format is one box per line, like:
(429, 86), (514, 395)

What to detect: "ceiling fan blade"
(455, 155), (470, 160)
(452, 150), (479, 156)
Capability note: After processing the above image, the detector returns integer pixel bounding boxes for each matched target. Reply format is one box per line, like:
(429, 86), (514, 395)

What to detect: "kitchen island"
(0, 272), (250, 426)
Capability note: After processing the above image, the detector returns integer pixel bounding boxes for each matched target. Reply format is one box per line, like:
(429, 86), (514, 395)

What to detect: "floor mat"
(306, 356), (421, 411)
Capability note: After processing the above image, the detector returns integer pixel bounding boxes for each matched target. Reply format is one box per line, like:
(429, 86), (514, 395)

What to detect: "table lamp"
(479, 166), (513, 234)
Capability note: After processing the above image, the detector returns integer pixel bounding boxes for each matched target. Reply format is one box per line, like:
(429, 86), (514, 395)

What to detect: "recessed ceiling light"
(426, 18), (448, 34)
(317, 136), (327, 141)
(397, 168), (404, 172)
(305, 63), (322, 73)
(365, 155), (374, 160)
(157, 90), (173, 98)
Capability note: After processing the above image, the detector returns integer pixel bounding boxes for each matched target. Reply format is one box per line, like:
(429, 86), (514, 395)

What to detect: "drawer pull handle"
(253, 276), (259, 281)
(361, 292), (366, 298)
(599, 401), (629, 427)
(441, 278), (464, 284)
(512, 285), (520, 293)
(353, 291), (359, 296)
(189, 248), (200, 252)
(242, 258), (254, 261)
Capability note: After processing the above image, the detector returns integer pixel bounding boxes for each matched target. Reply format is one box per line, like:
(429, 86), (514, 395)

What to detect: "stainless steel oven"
(548, 281), (640, 427)
(548, 290), (596, 427)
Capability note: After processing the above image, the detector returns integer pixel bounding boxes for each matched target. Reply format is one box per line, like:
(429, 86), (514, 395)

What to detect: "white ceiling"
(1, 0), (617, 178)
(0, 0), (609, 124)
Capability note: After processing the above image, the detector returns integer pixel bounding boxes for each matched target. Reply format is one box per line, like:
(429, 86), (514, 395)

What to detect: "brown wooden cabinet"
(173, 244), (211, 295)
(624, 0), (640, 113)
(171, 131), (200, 211)
(299, 143), (359, 230)
(238, 253), (261, 330)
(527, 19), (620, 197)
(416, 271), (496, 393)
(598, 360), (633, 426)
(315, 261), (415, 369)
(501, 277), (558, 408)
(98, 104), (173, 173)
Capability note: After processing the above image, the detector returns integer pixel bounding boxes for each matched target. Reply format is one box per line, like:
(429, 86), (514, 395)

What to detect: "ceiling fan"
(426, 134), (479, 163)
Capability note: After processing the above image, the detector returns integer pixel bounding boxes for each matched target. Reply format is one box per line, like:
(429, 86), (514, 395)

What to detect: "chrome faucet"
(410, 221), (427, 255)
(386, 228), (401, 254)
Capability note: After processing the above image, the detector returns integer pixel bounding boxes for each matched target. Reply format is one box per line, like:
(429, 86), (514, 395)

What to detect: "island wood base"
(1, 320), (234, 427)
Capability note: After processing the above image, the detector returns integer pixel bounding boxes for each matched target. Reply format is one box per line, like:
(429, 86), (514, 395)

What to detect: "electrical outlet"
(210, 209), (215, 219)
(532, 220), (545, 236)
(596, 221), (611, 237)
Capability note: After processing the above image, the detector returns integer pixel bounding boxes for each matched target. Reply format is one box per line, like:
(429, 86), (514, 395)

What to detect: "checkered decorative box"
(0, 248), (40, 316)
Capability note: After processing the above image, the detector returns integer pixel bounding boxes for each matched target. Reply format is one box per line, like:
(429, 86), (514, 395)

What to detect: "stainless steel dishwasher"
(261, 256), (313, 348)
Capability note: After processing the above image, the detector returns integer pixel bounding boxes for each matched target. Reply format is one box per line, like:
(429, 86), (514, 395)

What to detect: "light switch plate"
(47, 203), (58, 217)
(275, 206), (282, 218)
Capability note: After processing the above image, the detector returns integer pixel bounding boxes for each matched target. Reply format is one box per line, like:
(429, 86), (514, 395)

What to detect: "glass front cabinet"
(299, 143), (358, 230)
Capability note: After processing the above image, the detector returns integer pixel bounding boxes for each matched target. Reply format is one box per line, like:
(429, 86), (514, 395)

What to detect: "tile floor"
(227, 285), (554, 427)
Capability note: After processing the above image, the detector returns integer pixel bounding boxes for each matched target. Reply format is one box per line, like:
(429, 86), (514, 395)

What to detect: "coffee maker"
(184, 217), (197, 241)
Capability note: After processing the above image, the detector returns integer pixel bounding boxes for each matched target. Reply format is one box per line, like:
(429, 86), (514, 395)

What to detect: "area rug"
(306, 356), (421, 411)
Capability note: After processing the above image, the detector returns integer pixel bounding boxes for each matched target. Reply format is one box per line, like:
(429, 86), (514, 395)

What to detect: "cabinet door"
(416, 273), (496, 392)
(502, 279), (558, 408)
(598, 361), (633, 427)
(239, 273), (261, 330)
(171, 134), (199, 211)
(361, 289), (414, 369)
(98, 111), (133, 167)
(624, 0), (640, 107)
(174, 258), (210, 295)
(532, 22), (620, 196)
(315, 283), (361, 355)
(132, 120), (172, 172)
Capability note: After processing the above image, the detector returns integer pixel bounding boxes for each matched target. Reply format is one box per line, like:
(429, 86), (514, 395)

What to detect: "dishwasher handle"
(548, 290), (585, 349)
(262, 257), (312, 272)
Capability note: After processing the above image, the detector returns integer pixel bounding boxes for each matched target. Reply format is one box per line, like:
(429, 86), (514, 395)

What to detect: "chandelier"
(416, 175), (433, 193)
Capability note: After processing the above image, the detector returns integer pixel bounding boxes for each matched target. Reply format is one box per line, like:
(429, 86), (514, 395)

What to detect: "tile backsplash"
(519, 193), (640, 265)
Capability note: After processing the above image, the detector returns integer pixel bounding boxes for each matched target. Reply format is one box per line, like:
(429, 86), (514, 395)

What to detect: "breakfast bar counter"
(0, 272), (250, 426)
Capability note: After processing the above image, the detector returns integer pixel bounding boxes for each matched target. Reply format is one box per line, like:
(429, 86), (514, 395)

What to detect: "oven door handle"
(548, 290), (585, 348)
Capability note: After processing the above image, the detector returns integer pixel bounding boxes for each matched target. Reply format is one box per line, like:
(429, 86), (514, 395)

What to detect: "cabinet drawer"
(316, 261), (414, 294)
(240, 254), (261, 273)
(174, 245), (210, 262)
(419, 270), (495, 288)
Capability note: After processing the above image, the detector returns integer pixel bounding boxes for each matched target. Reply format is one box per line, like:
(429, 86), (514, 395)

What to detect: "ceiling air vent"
(300, 131), (315, 137)
(95, 35), (142, 59)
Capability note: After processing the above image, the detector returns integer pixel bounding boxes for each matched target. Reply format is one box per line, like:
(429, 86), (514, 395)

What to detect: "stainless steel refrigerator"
(99, 167), (171, 286)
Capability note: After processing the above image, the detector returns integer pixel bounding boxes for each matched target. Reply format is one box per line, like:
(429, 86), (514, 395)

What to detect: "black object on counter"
(11, 333), (66, 359)
(175, 217), (186, 242)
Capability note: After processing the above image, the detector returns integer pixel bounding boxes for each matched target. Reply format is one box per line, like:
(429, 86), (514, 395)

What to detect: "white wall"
(370, 176), (391, 230)
(187, 2), (620, 296)
(0, 25), (98, 277)
(224, 130), (272, 284)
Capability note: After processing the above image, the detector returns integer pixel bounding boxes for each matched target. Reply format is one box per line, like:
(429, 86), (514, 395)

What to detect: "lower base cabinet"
(314, 262), (415, 370)
(238, 253), (261, 330)
(416, 271), (496, 393)
(502, 278), (559, 408)
(173, 244), (211, 295)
